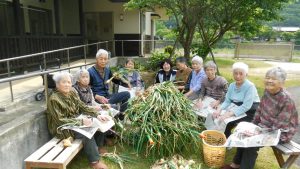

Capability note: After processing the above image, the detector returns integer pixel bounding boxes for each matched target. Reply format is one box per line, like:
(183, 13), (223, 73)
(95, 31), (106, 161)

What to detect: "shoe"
(221, 164), (239, 169)
(98, 147), (108, 155)
(90, 161), (108, 169)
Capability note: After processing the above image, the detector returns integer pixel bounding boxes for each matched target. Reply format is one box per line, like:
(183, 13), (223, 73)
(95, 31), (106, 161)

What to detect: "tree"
(126, 0), (289, 61)
(281, 32), (295, 41)
(125, 0), (204, 59)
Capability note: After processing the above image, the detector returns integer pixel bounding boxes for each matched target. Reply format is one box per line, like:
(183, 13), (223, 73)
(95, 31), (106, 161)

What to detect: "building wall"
(59, 0), (80, 35)
(19, 0), (56, 34)
(83, 0), (140, 34)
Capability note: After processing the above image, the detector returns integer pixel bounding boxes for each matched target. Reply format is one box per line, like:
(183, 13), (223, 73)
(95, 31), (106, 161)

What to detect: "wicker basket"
(201, 130), (226, 168)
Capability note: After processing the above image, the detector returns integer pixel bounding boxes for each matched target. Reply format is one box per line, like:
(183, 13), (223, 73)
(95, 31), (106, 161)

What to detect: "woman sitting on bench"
(222, 67), (299, 169)
(47, 72), (108, 169)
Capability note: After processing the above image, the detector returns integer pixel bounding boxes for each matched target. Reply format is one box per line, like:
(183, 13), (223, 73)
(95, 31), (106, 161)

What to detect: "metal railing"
(0, 39), (175, 102)
(0, 41), (111, 102)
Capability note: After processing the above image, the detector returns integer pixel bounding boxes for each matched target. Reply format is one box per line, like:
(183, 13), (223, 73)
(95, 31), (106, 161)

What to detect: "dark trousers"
(74, 131), (106, 163)
(233, 147), (260, 169)
(108, 91), (130, 113)
(224, 102), (259, 137)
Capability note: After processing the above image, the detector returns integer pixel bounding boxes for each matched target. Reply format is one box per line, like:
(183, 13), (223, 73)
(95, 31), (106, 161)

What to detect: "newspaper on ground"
(204, 103), (246, 132)
(224, 122), (281, 147)
(118, 85), (139, 98)
(60, 114), (115, 139)
(193, 97), (217, 118)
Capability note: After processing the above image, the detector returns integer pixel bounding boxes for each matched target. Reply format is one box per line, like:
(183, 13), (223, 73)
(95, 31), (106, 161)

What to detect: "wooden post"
(12, 0), (23, 35)
(79, 0), (85, 37)
(54, 0), (61, 35)
(13, 0), (26, 72)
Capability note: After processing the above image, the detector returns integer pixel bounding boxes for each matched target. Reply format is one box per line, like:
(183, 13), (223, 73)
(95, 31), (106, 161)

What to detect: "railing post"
(96, 43), (99, 51)
(84, 45), (87, 69)
(106, 41), (108, 51)
(43, 53), (47, 70)
(121, 40), (124, 57)
(44, 73), (48, 104)
(7, 61), (14, 102)
(67, 49), (70, 72)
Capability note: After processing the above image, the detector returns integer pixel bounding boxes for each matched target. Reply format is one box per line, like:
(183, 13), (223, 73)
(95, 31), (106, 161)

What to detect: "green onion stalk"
(121, 82), (205, 158)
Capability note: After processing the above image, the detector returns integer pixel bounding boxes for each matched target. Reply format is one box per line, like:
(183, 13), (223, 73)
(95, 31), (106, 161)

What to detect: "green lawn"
(68, 58), (300, 169)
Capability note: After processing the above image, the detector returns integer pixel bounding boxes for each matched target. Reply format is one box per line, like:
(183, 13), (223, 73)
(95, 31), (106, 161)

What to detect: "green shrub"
(145, 51), (170, 71)
(164, 45), (174, 56)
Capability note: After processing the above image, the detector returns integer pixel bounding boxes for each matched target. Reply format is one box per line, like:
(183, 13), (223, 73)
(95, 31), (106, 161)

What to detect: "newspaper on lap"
(100, 107), (120, 117)
(204, 103), (246, 132)
(224, 122), (281, 147)
(193, 96), (216, 118)
(60, 114), (115, 139)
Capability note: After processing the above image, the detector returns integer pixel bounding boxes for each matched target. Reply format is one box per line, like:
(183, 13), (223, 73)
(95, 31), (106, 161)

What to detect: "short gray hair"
(74, 69), (89, 82)
(96, 49), (109, 59)
(204, 61), (217, 70)
(232, 62), (249, 74)
(265, 67), (287, 82)
(52, 72), (72, 84)
(191, 55), (203, 64)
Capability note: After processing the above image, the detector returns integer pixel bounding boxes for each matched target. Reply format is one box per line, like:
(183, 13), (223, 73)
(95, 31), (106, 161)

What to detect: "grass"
(68, 58), (300, 169)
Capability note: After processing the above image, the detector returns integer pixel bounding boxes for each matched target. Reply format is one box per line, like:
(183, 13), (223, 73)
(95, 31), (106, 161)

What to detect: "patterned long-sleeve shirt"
(46, 90), (98, 139)
(199, 76), (228, 102)
(252, 89), (299, 143)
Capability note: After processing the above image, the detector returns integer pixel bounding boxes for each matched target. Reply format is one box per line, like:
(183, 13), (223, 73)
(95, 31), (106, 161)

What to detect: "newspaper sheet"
(193, 97), (217, 118)
(61, 114), (115, 139)
(99, 107), (119, 117)
(204, 103), (246, 132)
(118, 85), (138, 98)
(224, 122), (281, 147)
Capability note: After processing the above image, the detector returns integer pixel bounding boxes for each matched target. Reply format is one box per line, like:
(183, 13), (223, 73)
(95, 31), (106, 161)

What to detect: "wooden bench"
(25, 137), (83, 169)
(272, 141), (300, 169)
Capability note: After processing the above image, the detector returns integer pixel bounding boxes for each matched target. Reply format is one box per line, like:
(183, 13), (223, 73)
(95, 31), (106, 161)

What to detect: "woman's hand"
(95, 95), (109, 104)
(219, 111), (234, 121)
(82, 118), (93, 127)
(194, 100), (203, 109)
(212, 109), (221, 119)
(94, 105), (102, 111)
(210, 100), (220, 109)
(97, 115), (110, 122)
(177, 86), (184, 90)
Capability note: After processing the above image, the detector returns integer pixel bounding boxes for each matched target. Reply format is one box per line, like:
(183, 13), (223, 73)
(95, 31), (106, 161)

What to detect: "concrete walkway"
(286, 86), (300, 167)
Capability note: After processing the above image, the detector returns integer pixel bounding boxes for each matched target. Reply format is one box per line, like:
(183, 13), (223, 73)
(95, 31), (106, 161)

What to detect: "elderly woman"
(195, 61), (228, 109)
(119, 59), (143, 88)
(222, 67), (299, 169)
(155, 58), (177, 83)
(47, 72), (108, 169)
(184, 55), (206, 100)
(213, 62), (260, 137)
(88, 49), (130, 120)
(73, 69), (102, 111)
(175, 57), (192, 90)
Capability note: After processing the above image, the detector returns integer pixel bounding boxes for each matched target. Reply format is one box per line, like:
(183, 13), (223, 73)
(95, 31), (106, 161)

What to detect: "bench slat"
(25, 137), (61, 162)
(39, 141), (65, 162)
(275, 144), (294, 155)
(275, 141), (300, 155)
(289, 141), (300, 151)
(53, 139), (83, 165)
(281, 142), (300, 155)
